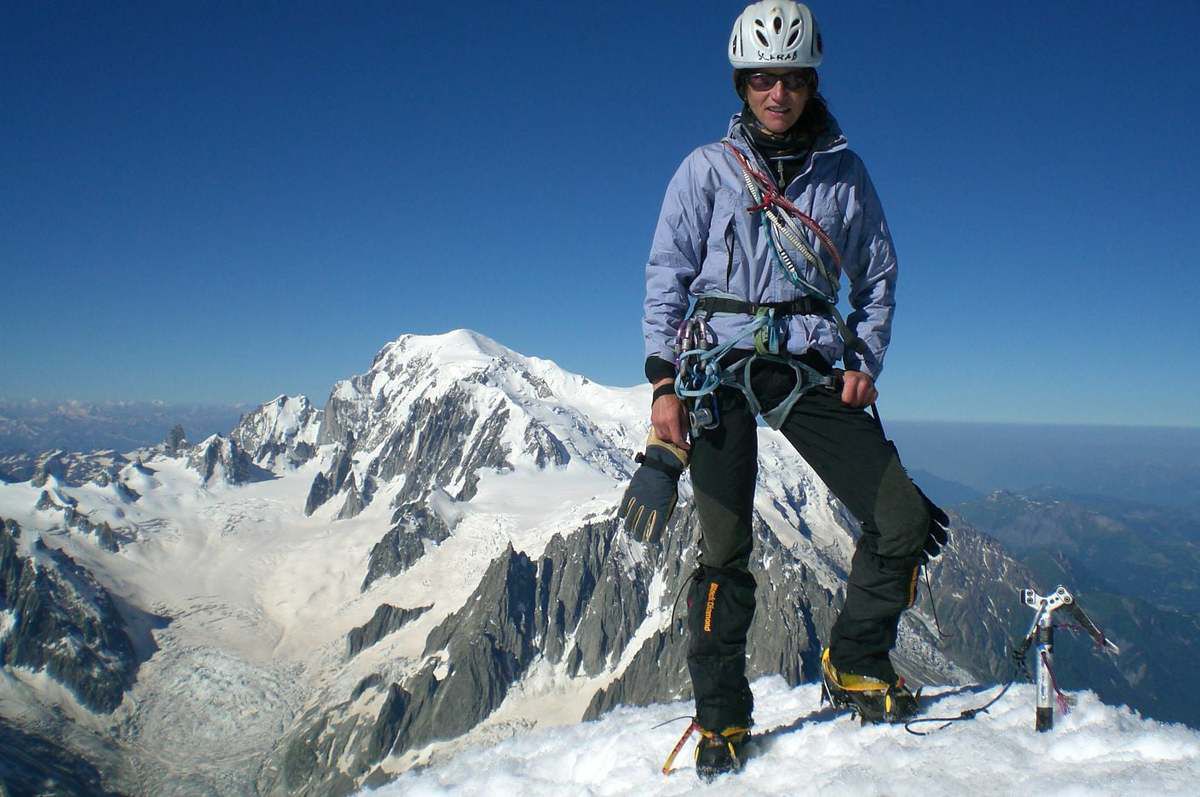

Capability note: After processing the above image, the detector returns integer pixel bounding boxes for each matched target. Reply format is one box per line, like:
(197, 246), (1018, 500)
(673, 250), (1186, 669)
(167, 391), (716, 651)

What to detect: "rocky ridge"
(0, 517), (145, 714)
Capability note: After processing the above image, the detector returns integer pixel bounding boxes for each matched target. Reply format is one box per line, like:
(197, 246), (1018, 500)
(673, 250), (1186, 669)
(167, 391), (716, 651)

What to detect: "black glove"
(916, 485), (950, 561)
(618, 432), (689, 545)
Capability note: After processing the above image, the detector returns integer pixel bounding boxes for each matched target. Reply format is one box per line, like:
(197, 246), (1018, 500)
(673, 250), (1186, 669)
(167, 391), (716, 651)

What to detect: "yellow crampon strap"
(822, 648), (890, 693)
(661, 720), (699, 775)
(662, 720), (750, 776)
(700, 726), (749, 770)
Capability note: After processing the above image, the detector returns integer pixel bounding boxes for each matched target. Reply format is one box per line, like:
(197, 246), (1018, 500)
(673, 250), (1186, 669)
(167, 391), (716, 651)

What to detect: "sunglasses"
(745, 71), (814, 92)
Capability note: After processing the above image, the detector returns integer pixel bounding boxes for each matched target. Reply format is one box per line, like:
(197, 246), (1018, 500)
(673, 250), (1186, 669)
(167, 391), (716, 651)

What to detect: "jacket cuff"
(644, 355), (676, 384)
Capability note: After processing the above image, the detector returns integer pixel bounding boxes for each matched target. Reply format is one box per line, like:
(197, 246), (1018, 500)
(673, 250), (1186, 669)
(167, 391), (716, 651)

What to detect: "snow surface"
(371, 678), (1200, 796)
(0, 609), (15, 643)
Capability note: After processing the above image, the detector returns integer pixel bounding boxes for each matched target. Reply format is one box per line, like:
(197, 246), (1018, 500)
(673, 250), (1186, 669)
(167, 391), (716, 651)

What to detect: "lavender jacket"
(642, 115), (898, 382)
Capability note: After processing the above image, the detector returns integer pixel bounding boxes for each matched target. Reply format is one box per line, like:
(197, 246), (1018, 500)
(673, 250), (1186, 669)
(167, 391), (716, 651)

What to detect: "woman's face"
(744, 68), (811, 134)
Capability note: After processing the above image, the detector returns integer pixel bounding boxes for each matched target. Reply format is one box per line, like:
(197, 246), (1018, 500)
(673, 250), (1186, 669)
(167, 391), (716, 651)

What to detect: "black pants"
(686, 353), (931, 731)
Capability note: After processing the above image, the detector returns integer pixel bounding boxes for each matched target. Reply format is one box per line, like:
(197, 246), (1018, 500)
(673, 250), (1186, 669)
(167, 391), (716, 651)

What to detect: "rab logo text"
(703, 582), (719, 632)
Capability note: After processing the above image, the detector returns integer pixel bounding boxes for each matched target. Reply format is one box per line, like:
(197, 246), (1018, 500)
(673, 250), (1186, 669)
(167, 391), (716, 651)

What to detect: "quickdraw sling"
(673, 136), (864, 432)
(721, 139), (872, 365)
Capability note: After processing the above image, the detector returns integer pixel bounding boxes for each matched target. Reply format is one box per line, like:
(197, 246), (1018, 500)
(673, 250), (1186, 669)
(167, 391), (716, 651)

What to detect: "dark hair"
(792, 92), (831, 142)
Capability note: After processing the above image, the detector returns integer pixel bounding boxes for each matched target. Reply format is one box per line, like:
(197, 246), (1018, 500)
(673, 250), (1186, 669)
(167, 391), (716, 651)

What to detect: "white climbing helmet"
(728, 1), (823, 69)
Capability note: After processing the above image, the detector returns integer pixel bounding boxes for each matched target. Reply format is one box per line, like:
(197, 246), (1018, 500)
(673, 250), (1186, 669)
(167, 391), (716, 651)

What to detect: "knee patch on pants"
(872, 448), (932, 559)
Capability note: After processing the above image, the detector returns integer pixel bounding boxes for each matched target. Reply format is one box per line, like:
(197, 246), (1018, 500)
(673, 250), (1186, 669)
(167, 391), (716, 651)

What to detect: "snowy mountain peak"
(229, 394), (321, 471)
(373, 329), (521, 373)
(308, 329), (641, 516)
(185, 434), (270, 486)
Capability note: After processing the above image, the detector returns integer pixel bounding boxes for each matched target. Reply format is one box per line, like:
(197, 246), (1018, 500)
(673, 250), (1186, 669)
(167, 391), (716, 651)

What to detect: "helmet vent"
(729, 1), (823, 70)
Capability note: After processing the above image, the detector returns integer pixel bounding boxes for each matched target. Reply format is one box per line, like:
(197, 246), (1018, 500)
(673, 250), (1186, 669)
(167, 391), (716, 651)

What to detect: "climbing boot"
(694, 726), (751, 782)
(821, 648), (920, 724)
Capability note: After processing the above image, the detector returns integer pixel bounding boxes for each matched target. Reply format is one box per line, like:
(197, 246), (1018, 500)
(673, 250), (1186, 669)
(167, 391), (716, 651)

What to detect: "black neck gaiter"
(739, 106), (818, 188)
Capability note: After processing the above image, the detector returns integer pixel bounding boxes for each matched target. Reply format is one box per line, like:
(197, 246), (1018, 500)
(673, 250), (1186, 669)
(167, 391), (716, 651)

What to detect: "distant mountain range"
(0, 399), (247, 459)
(0, 331), (1193, 796)
(952, 489), (1200, 726)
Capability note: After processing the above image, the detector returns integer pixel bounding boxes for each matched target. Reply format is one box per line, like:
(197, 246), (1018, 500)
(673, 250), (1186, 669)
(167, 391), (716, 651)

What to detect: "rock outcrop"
(0, 517), (143, 713)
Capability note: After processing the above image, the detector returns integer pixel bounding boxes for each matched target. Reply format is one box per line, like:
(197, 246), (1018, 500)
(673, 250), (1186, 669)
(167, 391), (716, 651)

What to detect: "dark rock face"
(360, 502), (452, 591)
(229, 396), (321, 469)
(364, 386), (512, 505)
(584, 507), (917, 721)
(361, 684), (411, 768)
(31, 452), (65, 487)
(0, 453), (36, 483)
(916, 523), (1034, 683)
(350, 673), (384, 700)
(0, 518), (141, 713)
(164, 423), (188, 454)
(579, 505), (701, 720)
(0, 718), (125, 797)
(186, 435), (272, 486)
(3, 450), (129, 489)
(260, 700), (356, 797)
(304, 473), (333, 517)
(415, 546), (539, 741)
(523, 421), (570, 469)
(260, 547), (542, 794)
(316, 387), (369, 449)
(534, 519), (653, 678)
(347, 604), (431, 658)
(35, 492), (129, 552)
(61, 507), (124, 553)
(304, 441), (354, 517)
(336, 474), (365, 520)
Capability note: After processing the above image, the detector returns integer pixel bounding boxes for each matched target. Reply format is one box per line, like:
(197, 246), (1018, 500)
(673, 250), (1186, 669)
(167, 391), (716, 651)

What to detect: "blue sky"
(3, 1), (1197, 426)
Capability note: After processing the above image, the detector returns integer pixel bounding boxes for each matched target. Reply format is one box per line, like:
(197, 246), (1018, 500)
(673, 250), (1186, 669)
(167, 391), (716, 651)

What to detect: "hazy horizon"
(4, 397), (1196, 511)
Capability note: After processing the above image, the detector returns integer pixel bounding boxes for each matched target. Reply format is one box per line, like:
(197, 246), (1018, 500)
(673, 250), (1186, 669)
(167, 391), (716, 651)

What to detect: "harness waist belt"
(694, 296), (833, 318)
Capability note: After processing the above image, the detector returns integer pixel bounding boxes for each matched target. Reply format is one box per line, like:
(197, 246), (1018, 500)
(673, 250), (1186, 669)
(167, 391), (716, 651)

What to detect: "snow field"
(372, 678), (1200, 797)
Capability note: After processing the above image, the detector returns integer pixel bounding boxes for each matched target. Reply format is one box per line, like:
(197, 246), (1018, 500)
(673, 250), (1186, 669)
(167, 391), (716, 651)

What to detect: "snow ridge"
(379, 679), (1200, 796)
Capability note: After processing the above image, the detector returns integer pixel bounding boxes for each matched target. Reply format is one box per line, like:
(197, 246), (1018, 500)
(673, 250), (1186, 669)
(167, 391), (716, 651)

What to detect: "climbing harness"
(670, 132), (876, 434)
(673, 306), (837, 432)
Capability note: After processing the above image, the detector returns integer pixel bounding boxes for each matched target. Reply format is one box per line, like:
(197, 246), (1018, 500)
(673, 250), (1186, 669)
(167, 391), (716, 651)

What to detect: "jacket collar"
(725, 112), (847, 157)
